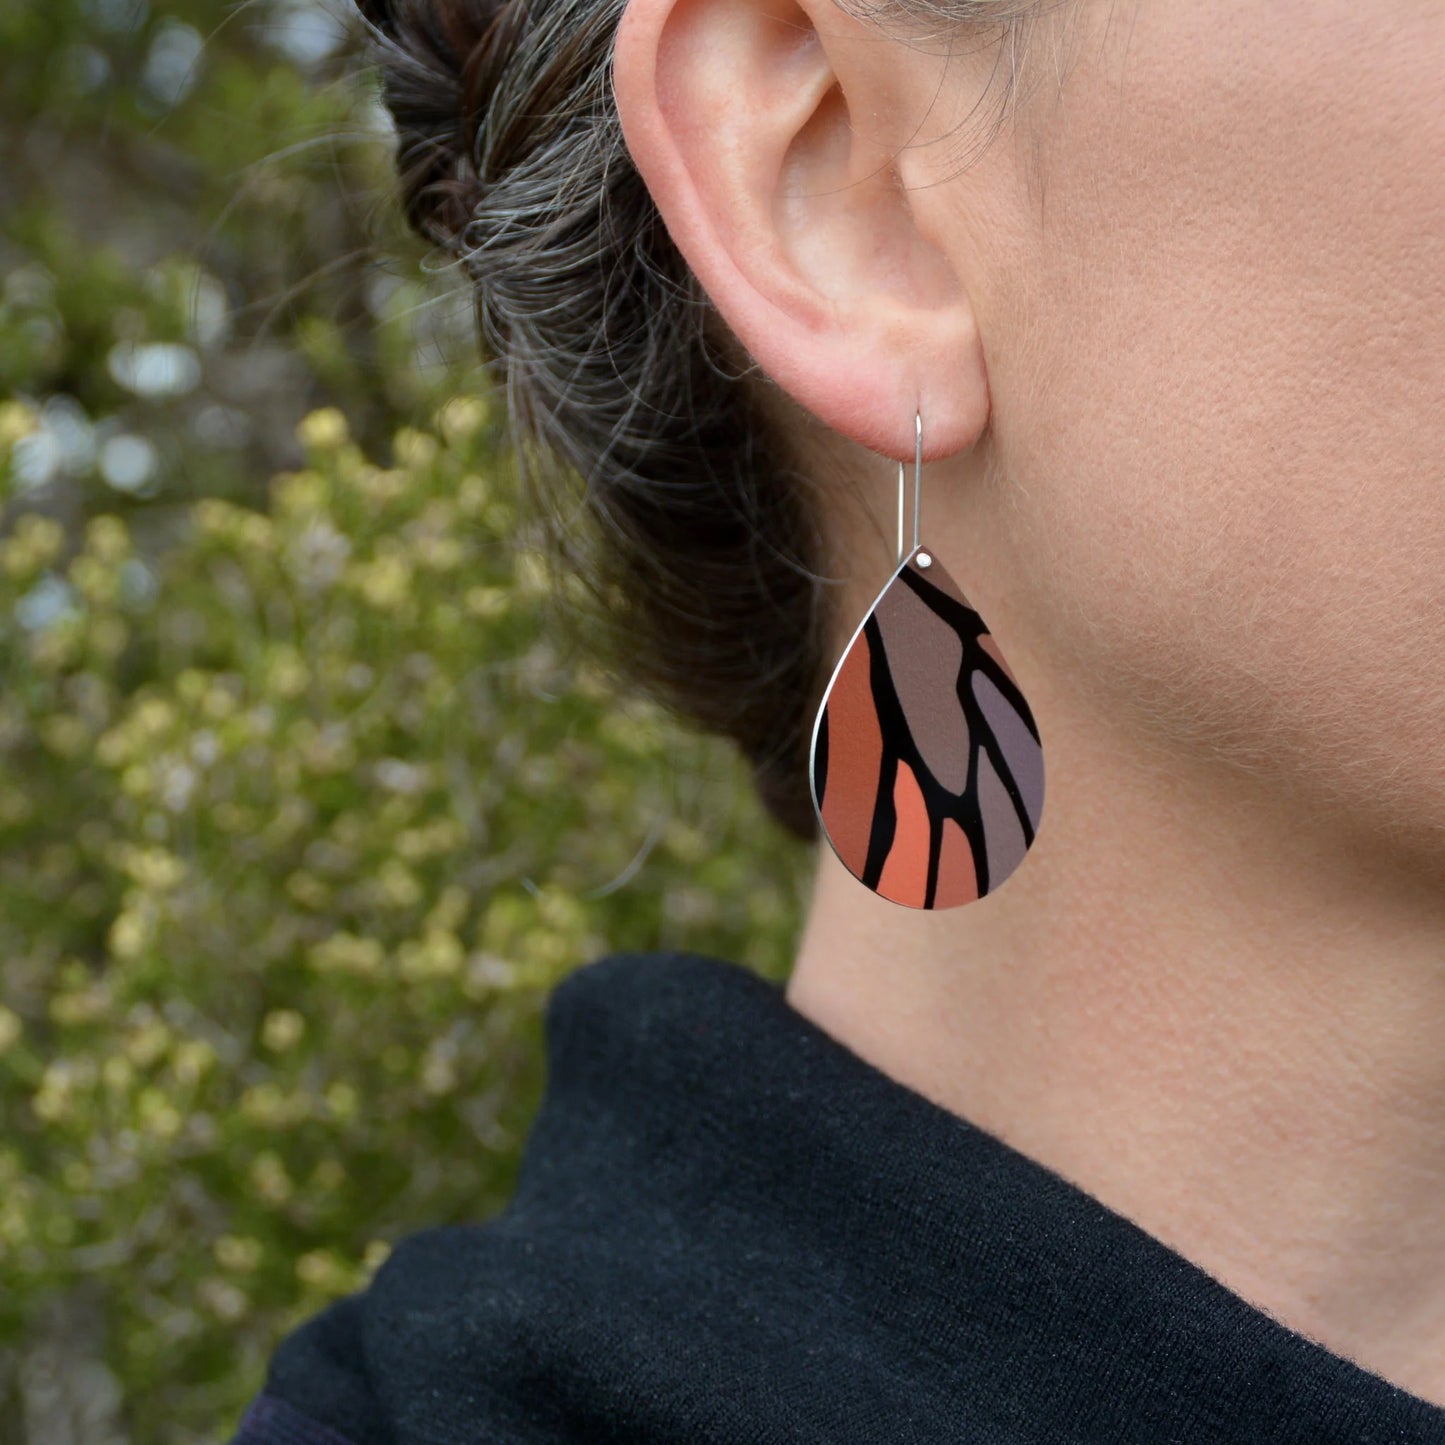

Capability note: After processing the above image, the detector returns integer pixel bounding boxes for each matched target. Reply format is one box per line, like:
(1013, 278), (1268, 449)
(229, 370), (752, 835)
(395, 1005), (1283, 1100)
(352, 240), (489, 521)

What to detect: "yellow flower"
(261, 1009), (305, 1052)
(0, 400), (38, 449)
(296, 407), (349, 452)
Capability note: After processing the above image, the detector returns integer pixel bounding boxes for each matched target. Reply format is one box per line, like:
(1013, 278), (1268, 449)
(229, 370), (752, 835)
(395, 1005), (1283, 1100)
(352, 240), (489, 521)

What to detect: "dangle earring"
(809, 413), (1044, 908)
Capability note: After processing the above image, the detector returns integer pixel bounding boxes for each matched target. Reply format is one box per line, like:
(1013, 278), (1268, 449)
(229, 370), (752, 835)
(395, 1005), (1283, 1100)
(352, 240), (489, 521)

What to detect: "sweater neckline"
(519, 949), (1445, 1440)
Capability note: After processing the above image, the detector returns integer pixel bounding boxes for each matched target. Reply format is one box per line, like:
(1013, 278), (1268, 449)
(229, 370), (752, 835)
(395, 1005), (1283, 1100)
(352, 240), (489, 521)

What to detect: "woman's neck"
(786, 704), (1445, 1408)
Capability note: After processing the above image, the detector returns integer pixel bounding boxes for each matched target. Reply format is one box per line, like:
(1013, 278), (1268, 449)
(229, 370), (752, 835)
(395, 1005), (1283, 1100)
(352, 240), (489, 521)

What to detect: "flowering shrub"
(0, 399), (809, 1441)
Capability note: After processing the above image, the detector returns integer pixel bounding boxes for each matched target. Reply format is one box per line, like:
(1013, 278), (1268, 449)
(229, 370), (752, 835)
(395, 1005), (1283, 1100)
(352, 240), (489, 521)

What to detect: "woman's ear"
(611, 0), (991, 461)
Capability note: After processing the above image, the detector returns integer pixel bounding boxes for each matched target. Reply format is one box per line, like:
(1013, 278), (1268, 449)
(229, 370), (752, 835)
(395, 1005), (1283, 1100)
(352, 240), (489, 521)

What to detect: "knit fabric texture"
(230, 949), (1445, 1443)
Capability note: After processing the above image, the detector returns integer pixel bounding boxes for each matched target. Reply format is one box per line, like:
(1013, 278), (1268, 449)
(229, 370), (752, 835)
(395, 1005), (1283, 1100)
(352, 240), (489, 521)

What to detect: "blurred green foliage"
(0, 2), (811, 1440)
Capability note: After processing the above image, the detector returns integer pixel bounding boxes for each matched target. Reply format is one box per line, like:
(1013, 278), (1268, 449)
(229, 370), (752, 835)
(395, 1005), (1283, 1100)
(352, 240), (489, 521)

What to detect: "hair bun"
(356, 0), (528, 251)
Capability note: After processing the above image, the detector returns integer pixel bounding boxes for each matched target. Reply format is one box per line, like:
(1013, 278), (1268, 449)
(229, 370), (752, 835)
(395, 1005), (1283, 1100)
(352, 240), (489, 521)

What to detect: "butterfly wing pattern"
(809, 546), (1045, 909)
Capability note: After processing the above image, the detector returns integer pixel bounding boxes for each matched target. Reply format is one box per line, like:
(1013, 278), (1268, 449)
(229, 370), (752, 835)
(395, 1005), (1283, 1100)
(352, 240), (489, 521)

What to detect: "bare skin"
(613, 0), (1445, 1406)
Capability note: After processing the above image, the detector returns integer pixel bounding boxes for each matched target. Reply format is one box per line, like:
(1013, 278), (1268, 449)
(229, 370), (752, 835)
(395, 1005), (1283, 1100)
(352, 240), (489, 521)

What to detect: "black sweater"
(230, 949), (1445, 1443)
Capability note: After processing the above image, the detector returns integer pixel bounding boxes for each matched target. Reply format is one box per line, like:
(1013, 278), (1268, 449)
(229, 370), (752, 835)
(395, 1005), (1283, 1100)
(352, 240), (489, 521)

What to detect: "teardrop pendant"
(809, 544), (1045, 909)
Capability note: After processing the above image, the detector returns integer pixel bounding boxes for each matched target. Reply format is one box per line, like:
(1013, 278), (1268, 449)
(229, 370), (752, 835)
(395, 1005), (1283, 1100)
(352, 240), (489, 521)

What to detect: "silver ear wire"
(897, 458), (905, 567)
(914, 410), (922, 555)
(897, 411), (924, 565)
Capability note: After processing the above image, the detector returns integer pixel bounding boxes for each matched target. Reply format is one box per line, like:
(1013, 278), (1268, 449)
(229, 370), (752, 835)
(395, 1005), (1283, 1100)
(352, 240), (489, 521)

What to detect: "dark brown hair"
(353, 0), (1046, 839)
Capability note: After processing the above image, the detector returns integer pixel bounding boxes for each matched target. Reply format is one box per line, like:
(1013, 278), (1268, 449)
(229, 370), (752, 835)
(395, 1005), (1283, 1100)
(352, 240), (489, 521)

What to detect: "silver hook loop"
(896, 411), (924, 565)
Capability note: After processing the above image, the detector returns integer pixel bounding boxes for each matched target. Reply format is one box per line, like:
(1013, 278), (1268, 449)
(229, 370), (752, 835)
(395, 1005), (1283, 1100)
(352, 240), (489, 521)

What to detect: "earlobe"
(611, 0), (989, 462)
